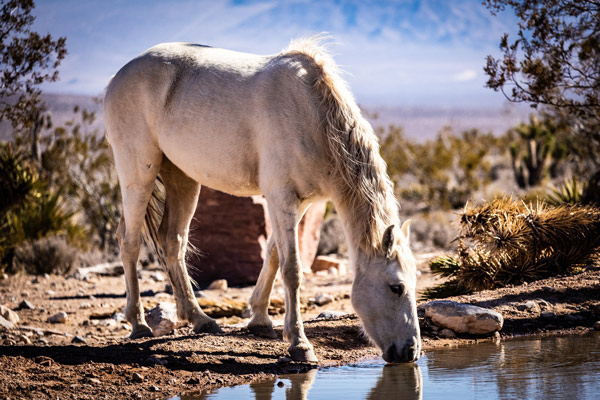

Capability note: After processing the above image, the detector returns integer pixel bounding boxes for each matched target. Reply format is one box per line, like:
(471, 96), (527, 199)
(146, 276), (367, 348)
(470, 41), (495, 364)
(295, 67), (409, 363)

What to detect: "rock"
(47, 311), (68, 324)
(565, 314), (582, 322)
(150, 385), (160, 392)
(76, 262), (124, 277)
(317, 216), (347, 256)
(314, 293), (334, 306)
(207, 279), (228, 291)
(197, 298), (248, 318)
(311, 255), (347, 275)
(187, 188), (325, 286)
(316, 311), (348, 320)
(593, 321), (600, 331)
(0, 305), (19, 325)
(423, 300), (503, 335)
(438, 328), (456, 338)
(165, 284), (173, 295)
(277, 356), (292, 364)
(34, 356), (52, 366)
(150, 272), (165, 282)
(18, 300), (35, 310)
(132, 373), (144, 383)
(516, 300), (540, 313)
(146, 355), (168, 366)
(112, 312), (125, 322)
(17, 334), (31, 344)
(99, 319), (117, 328)
(145, 302), (184, 336)
(535, 299), (552, 310)
(541, 312), (556, 319)
(72, 335), (87, 344)
(186, 376), (200, 384)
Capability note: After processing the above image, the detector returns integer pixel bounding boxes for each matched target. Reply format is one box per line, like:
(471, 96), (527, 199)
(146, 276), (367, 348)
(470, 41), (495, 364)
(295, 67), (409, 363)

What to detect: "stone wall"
(187, 188), (325, 287)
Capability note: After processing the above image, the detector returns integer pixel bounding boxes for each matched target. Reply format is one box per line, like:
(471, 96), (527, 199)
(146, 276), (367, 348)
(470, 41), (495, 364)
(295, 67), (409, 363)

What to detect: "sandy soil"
(0, 260), (599, 400)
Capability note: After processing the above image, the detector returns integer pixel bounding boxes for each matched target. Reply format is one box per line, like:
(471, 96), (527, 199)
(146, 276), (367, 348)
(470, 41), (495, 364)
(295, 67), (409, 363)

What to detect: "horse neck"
(332, 176), (399, 259)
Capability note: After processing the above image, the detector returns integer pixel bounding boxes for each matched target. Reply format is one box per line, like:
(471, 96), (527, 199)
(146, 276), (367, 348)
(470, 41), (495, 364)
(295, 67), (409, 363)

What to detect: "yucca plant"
(546, 177), (586, 205)
(423, 196), (600, 299)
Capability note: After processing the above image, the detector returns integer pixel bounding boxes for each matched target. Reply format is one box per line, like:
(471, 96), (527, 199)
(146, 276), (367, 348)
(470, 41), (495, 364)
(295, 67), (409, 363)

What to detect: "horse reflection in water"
(236, 364), (421, 400)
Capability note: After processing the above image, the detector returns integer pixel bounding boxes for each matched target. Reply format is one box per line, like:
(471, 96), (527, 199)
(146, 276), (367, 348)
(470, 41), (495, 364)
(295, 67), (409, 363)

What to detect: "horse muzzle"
(383, 337), (420, 363)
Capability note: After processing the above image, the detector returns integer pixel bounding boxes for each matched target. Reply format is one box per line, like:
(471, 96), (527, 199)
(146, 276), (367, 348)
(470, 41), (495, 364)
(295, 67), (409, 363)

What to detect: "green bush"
(0, 142), (85, 273)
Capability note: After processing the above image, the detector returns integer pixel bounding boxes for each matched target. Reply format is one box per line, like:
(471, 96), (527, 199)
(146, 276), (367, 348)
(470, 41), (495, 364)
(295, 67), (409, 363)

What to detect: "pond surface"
(174, 332), (600, 400)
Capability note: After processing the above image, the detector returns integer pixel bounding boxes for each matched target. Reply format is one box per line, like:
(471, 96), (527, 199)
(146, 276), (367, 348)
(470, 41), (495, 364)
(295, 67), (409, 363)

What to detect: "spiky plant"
(423, 196), (600, 299)
(546, 177), (586, 206)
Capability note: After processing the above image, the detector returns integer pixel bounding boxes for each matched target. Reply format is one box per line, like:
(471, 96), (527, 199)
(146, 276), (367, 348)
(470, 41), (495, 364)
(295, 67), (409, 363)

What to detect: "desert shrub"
(12, 236), (77, 275)
(380, 126), (500, 209)
(423, 196), (600, 298)
(0, 142), (85, 272)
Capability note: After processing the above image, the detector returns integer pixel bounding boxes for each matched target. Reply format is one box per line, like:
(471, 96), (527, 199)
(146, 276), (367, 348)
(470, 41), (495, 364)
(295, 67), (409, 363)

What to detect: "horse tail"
(140, 175), (201, 285)
(141, 175), (168, 270)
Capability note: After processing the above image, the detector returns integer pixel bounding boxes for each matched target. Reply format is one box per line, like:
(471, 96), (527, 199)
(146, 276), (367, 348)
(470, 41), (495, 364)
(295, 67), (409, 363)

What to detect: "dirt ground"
(0, 258), (599, 400)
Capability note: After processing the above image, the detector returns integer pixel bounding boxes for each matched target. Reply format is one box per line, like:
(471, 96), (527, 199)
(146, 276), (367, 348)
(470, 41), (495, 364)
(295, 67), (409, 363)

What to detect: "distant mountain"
(1, 93), (529, 143)
(0, 94), (104, 141)
(364, 103), (531, 141)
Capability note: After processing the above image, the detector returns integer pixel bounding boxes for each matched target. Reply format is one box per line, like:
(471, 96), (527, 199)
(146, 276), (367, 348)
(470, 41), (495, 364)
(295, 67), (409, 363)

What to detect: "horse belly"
(158, 129), (261, 197)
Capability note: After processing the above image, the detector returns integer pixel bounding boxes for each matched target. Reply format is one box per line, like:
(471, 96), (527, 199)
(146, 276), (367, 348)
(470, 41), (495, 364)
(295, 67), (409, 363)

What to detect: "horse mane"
(282, 36), (400, 254)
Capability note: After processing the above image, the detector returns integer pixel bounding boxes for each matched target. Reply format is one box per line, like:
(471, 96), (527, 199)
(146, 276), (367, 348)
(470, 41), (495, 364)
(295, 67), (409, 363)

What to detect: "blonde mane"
(283, 37), (399, 254)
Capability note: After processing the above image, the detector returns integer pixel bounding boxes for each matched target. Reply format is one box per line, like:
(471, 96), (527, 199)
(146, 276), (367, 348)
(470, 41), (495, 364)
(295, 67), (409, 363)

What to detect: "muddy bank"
(0, 266), (599, 399)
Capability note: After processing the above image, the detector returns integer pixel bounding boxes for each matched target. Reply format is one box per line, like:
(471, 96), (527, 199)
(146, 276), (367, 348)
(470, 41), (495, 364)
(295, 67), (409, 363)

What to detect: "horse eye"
(389, 283), (405, 297)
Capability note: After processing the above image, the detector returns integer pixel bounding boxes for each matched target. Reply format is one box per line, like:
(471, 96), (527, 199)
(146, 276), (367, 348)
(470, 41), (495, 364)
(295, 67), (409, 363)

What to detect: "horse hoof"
(129, 325), (154, 339)
(248, 324), (277, 339)
(194, 320), (223, 334)
(288, 346), (318, 363)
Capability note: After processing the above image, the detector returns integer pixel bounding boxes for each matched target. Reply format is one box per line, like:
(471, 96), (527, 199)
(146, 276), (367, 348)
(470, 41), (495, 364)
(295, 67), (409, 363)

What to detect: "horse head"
(351, 220), (421, 363)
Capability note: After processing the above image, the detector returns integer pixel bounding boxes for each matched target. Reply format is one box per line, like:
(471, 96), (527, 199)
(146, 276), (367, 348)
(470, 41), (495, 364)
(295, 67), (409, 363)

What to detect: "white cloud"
(453, 69), (477, 81)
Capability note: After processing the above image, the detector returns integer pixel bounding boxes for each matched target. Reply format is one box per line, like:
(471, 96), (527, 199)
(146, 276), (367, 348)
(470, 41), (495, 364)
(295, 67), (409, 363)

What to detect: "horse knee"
(281, 257), (302, 290)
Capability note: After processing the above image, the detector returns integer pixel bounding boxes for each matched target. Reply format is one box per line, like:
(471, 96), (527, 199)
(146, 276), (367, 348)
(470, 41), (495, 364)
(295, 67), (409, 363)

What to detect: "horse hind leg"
(157, 159), (221, 333)
(115, 160), (162, 339)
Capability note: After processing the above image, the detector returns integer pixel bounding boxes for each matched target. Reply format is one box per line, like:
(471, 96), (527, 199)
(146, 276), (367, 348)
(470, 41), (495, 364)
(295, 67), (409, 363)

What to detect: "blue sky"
(33, 0), (519, 107)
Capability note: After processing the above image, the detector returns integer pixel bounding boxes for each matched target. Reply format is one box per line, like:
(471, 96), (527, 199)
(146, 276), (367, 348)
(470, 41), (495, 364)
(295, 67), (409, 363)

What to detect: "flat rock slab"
(423, 300), (503, 335)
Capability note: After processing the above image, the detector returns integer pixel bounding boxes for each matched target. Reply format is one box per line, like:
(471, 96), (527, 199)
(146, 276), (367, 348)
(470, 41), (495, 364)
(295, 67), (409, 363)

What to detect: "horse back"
(105, 42), (329, 198)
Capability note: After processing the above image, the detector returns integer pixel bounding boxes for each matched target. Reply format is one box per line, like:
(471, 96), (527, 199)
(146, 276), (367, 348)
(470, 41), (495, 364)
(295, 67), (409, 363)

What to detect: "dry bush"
(12, 236), (78, 275)
(423, 196), (600, 298)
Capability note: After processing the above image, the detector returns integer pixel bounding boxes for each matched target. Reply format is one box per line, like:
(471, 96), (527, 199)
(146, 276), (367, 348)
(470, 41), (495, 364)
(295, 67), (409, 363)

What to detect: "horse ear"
(401, 219), (411, 241)
(382, 225), (395, 259)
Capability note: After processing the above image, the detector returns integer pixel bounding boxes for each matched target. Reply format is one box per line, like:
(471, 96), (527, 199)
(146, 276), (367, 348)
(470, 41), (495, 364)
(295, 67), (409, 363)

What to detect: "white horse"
(104, 37), (420, 363)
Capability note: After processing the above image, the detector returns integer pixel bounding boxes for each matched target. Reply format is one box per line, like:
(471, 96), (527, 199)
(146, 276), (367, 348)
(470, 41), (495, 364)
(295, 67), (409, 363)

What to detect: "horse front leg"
(248, 236), (279, 338)
(267, 195), (317, 362)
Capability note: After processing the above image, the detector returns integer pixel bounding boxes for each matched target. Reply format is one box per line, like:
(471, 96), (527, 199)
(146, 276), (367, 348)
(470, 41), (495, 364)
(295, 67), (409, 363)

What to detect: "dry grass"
(423, 195), (600, 298)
